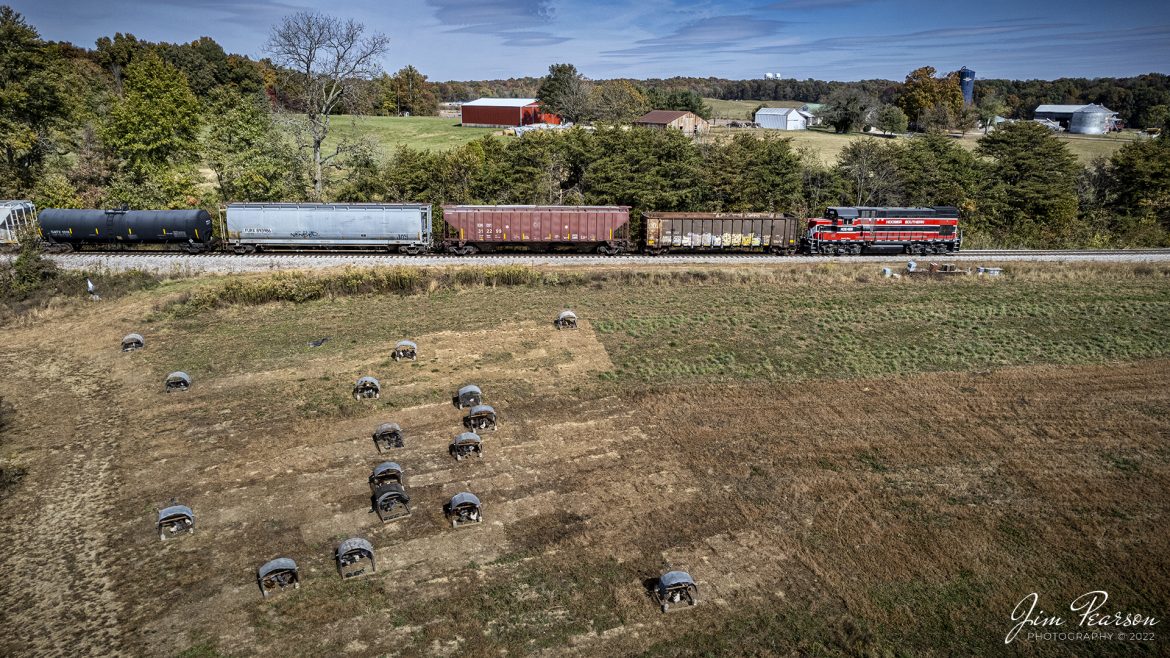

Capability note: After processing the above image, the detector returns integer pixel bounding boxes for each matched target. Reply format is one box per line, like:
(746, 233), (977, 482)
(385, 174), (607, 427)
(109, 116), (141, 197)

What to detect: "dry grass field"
(319, 115), (507, 153)
(1, 263), (1168, 656)
(703, 98), (805, 120)
(705, 125), (1139, 165)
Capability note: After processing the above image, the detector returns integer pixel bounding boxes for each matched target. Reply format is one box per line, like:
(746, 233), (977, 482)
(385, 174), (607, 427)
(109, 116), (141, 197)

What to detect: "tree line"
(438, 73), (1170, 129)
(535, 64), (712, 123)
(2, 6), (1168, 249)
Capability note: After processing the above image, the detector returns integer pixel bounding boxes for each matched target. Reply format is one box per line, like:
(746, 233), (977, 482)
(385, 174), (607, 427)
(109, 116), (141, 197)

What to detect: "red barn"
(460, 98), (561, 128)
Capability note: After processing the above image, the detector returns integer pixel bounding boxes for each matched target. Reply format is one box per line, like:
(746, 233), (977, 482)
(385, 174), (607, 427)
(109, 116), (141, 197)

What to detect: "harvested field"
(0, 263), (1167, 656)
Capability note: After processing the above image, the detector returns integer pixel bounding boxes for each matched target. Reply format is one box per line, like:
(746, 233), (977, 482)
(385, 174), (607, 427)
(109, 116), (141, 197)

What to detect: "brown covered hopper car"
(441, 205), (631, 255)
(643, 212), (801, 255)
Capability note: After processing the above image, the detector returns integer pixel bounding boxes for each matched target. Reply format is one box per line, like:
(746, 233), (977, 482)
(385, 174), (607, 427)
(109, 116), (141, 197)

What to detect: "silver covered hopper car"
(225, 203), (432, 253)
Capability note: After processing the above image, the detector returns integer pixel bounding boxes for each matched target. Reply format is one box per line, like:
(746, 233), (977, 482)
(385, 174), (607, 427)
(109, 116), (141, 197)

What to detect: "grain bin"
(1069, 105), (1115, 135)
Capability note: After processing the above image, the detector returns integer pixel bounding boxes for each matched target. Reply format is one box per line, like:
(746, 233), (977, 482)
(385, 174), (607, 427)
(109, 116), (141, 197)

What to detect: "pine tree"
(1108, 122), (1170, 231)
(536, 64), (593, 123)
(703, 134), (801, 212)
(895, 132), (979, 208)
(875, 105), (909, 135)
(975, 121), (1080, 245)
(103, 50), (201, 172)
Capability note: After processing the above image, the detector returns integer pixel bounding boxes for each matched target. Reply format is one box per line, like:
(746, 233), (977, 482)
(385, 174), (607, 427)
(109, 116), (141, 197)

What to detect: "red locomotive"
(801, 206), (961, 256)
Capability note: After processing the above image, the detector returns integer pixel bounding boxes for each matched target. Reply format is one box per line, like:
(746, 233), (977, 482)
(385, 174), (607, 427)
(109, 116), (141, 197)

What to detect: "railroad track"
(5, 248), (1170, 273)
(963, 249), (1170, 256)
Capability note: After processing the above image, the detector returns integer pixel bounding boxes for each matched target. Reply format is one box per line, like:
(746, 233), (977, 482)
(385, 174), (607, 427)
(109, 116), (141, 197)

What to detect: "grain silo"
(1034, 103), (1118, 133)
(1069, 104), (1115, 135)
(959, 67), (975, 105)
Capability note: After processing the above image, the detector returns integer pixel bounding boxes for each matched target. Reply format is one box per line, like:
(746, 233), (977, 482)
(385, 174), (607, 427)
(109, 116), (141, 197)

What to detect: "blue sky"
(10, 0), (1170, 81)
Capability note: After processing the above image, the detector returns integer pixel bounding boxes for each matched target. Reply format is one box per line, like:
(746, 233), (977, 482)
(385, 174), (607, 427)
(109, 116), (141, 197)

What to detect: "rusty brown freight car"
(440, 205), (631, 255)
(643, 212), (801, 255)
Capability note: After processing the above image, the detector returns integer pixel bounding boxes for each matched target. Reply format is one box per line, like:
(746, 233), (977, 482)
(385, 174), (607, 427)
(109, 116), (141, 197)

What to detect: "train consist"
(5, 202), (962, 256)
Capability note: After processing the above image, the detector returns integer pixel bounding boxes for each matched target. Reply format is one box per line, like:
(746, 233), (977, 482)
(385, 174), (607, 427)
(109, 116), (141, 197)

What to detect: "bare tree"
(265, 12), (389, 199)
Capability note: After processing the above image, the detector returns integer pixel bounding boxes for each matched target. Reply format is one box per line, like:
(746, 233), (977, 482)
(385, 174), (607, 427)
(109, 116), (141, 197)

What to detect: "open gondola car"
(643, 212), (800, 255)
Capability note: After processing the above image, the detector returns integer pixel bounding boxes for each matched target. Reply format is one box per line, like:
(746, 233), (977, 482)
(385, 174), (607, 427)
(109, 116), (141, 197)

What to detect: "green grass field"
(321, 115), (506, 154)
